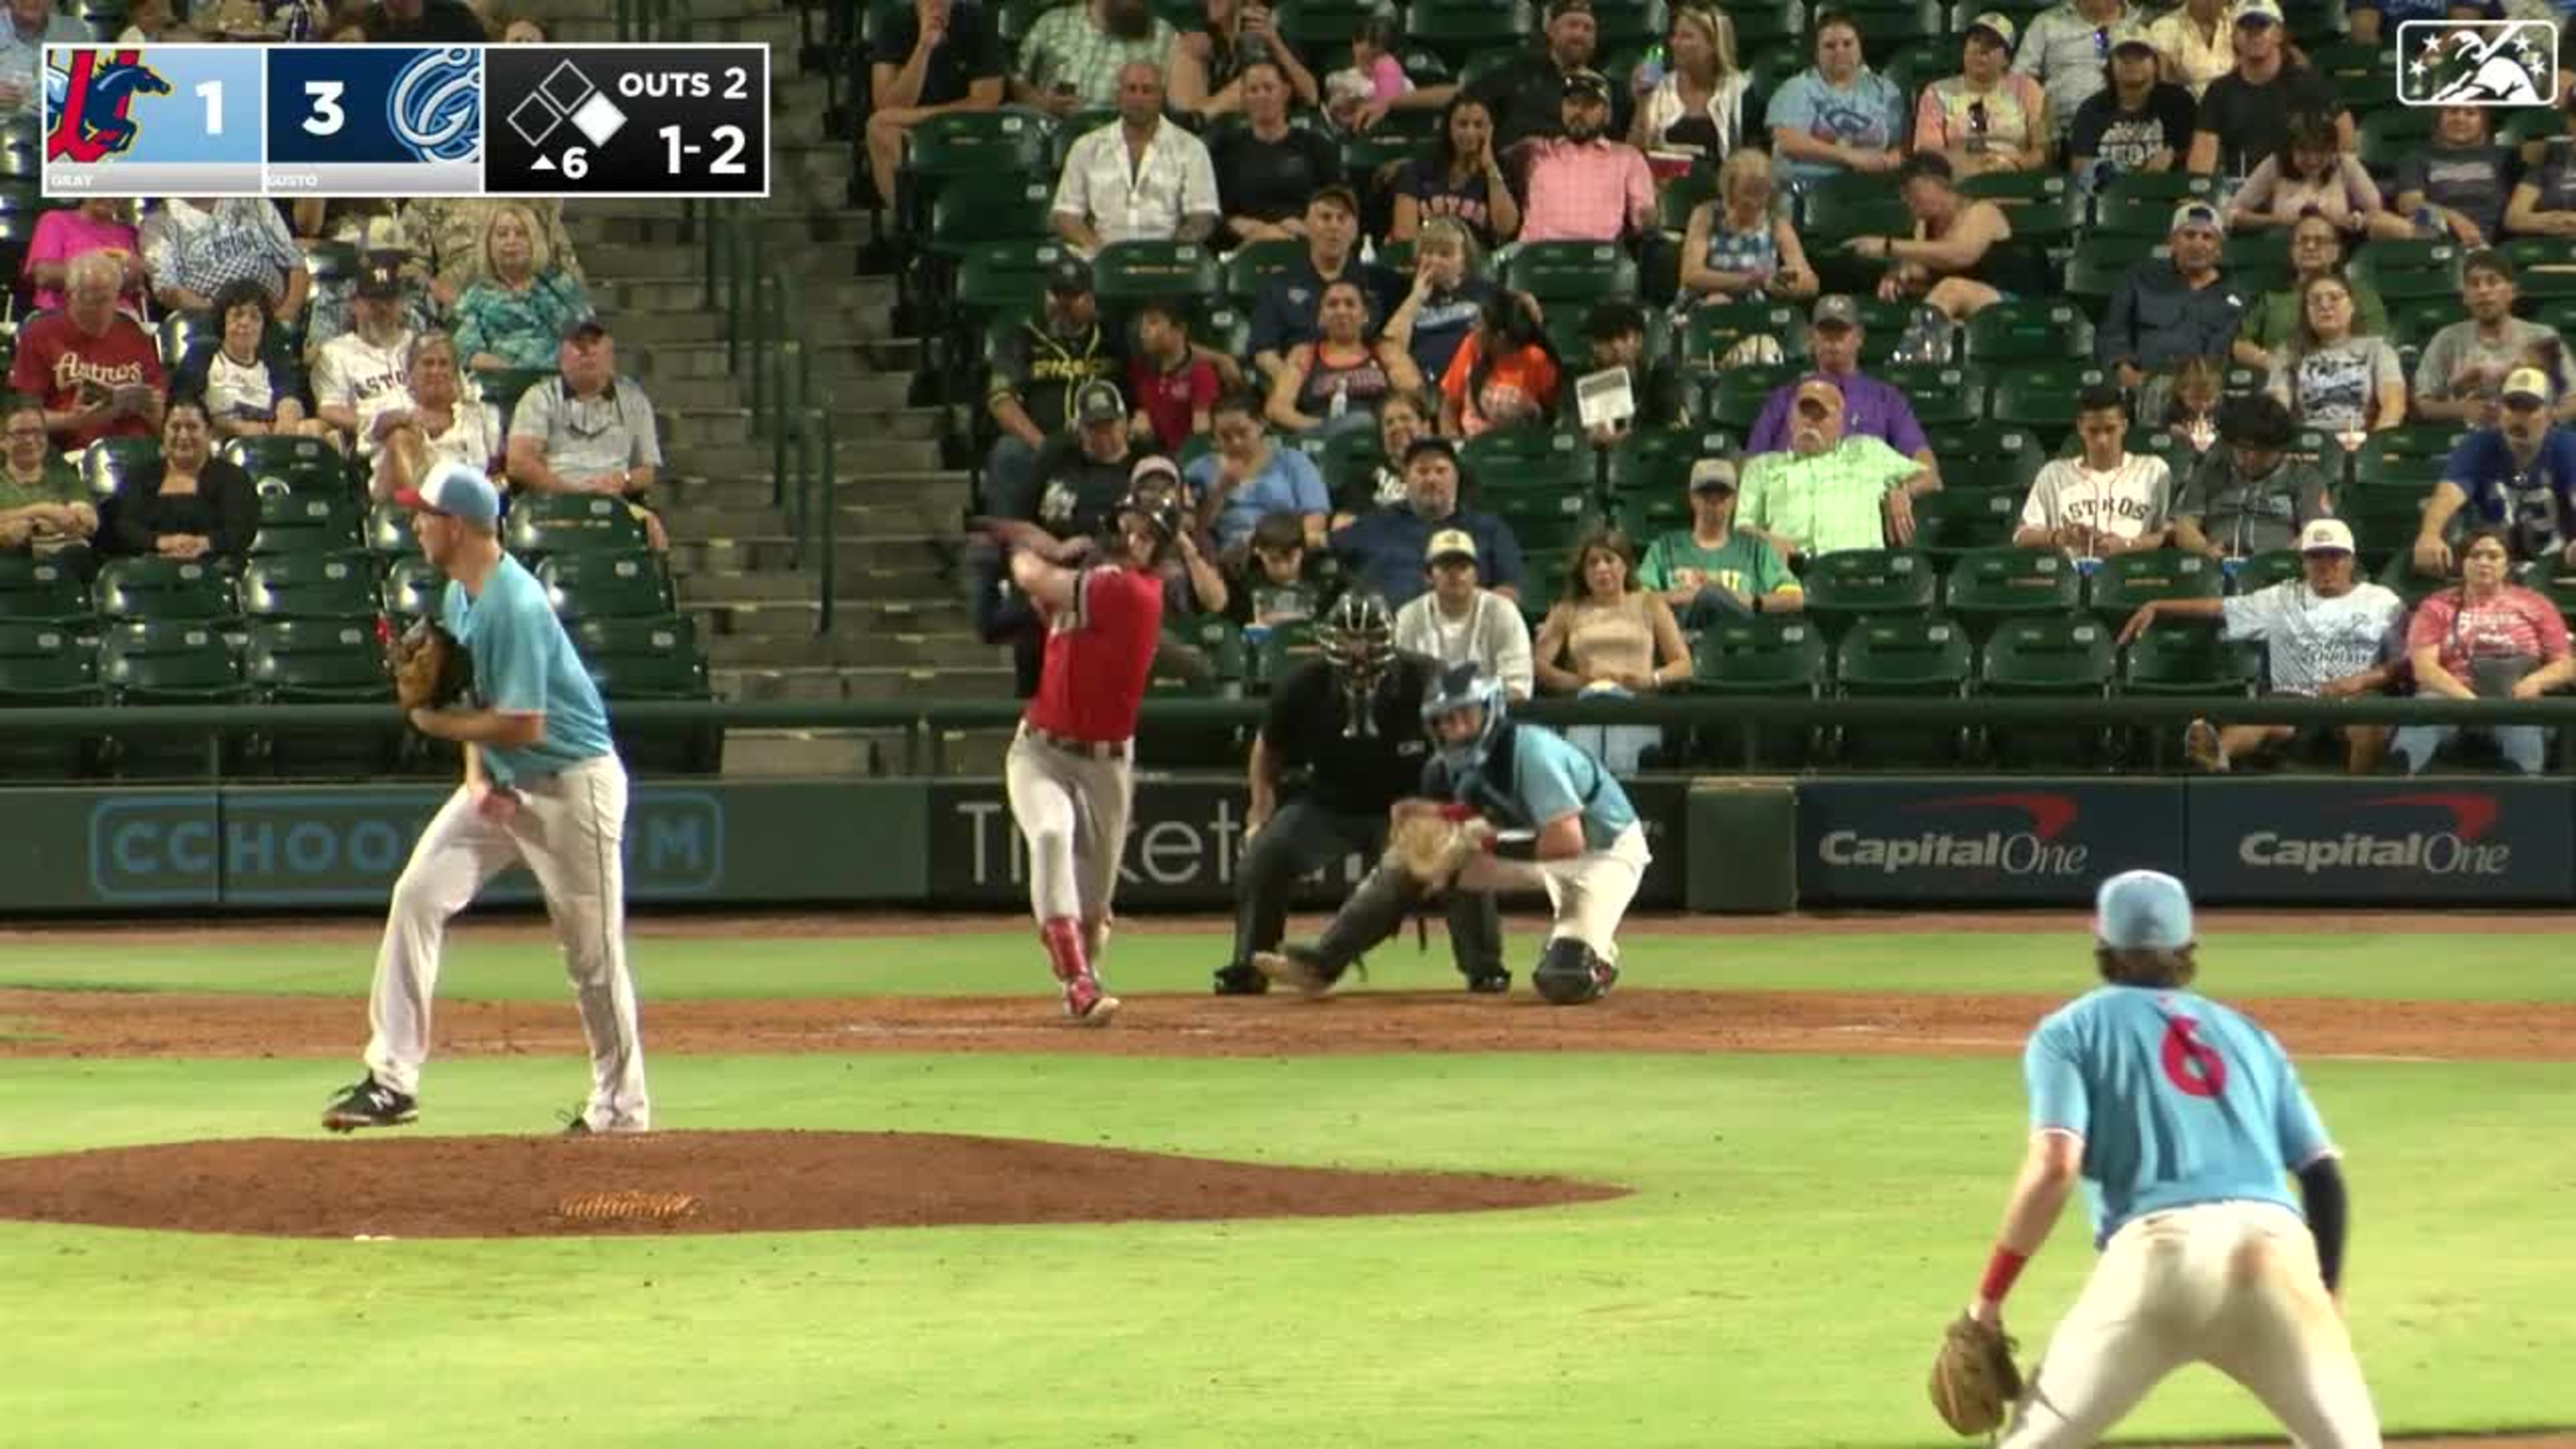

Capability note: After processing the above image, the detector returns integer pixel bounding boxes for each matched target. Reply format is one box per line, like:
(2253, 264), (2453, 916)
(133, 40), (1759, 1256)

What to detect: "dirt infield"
(0, 1131), (1619, 1238)
(3, 986), (2568, 1063)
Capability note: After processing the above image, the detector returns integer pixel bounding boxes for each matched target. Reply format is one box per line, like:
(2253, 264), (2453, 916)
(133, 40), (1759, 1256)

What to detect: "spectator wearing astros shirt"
(10, 252), (166, 452)
(1507, 69), (1656, 246)
(2014, 383), (2175, 559)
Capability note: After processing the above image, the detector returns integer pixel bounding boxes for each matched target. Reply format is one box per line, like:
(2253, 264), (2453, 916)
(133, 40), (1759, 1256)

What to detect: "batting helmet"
(1422, 660), (1507, 775)
(1112, 490), (1183, 562)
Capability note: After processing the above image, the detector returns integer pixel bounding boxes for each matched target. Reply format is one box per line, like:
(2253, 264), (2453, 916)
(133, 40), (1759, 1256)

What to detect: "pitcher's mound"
(0, 1131), (1626, 1239)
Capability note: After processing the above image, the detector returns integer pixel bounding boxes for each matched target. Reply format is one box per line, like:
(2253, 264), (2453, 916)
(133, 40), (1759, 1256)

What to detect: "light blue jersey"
(1432, 723), (1639, 851)
(2026, 985), (2336, 1247)
(440, 555), (614, 787)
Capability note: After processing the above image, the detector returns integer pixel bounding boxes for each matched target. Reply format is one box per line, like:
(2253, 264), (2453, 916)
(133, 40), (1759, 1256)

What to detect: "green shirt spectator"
(1737, 382), (1921, 558)
(1636, 458), (1806, 628)
(0, 402), (95, 558)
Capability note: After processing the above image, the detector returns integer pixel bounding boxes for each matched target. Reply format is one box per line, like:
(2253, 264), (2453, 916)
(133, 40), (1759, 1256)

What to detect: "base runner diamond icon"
(570, 91), (627, 146)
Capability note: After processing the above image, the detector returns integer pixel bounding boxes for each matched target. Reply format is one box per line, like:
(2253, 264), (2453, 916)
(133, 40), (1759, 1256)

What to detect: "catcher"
(321, 461), (650, 1137)
(1930, 870), (2376, 1445)
(1258, 661), (1647, 1006)
(1216, 591), (1507, 996)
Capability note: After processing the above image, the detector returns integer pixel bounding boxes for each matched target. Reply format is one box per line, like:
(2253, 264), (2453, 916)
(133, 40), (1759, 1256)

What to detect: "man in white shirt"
(1050, 60), (1220, 253)
(1392, 528), (1535, 700)
(2115, 518), (2403, 773)
(2012, 382), (2174, 557)
(313, 257), (418, 460)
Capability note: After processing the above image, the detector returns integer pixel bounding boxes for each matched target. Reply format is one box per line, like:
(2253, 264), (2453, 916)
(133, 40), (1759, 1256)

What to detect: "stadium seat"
(2348, 437), (2446, 495)
(1835, 0), (1947, 58)
(366, 500), (423, 558)
(1831, 614), (1972, 765)
(898, 110), (1054, 226)
(243, 617), (400, 776)
(1687, 612), (1826, 768)
(1924, 422), (2047, 498)
(1404, 0), (1530, 64)
(92, 557), (234, 622)
(1962, 172), (2080, 248)
(1910, 487), (2021, 570)
(250, 493), (363, 557)
(1504, 242), (1641, 311)
(2083, 548), (2223, 621)
(1987, 366), (2111, 441)
(159, 311), (214, 368)
(1223, 238), (1309, 304)
(538, 552), (677, 622)
(0, 618), (99, 776)
(2064, 253), (2143, 319)
(2090, 192), (2198, 240)
(926, 173), (1060, 260)
(1605, 425), (1727, 503)
(2341, 487), (2431, 571)
(1703, 361), (1804, 430)
(1883, 363), (1983, 429)
(2517, 562), (2576, 626)
(1090, 240), (1223, 318)
(1680, 302), (1808, 371)
(1801, 548), (1938, 640)
(478, 367), (554, 423)
(2228, 549), (2305, 594)
(2501, 107), (2567, 150)
(237, 553), (378, 622)
(1941, 546), (2080, 636)
(381, 556), (444, 623)
(1244, 617), (1323, 692)
(1978, 612), (2115, 766)
(572, 614), (722, 775)
(96, 617), (249, 776)
(505, 492), (652, 558)
(79, 437), (161, 501)
(2348, 240), (2463, 303)
(1963, 300), (2096, 364)
(0, 552), (91, 623)
(2355, 107), (2437, 177)
(2119, 616), (2259, 695)
(1276, 0), (1394, 55)
(223, 435), (347, 496)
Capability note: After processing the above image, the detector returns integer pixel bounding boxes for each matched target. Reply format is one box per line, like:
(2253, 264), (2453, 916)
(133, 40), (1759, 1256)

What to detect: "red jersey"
(8, 311), (165, 450)
(1026, 564), (1164, 743)
(1126, 351), (1220, 454)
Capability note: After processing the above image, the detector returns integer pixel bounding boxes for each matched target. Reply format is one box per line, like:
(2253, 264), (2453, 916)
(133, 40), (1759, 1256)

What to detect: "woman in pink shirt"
(2393, 528), (2576, 774)
(24, 199), (149, 315)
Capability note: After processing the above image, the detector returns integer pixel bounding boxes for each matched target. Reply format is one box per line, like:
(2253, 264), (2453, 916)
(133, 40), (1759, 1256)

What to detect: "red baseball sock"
(1039, 917), (1089, 985)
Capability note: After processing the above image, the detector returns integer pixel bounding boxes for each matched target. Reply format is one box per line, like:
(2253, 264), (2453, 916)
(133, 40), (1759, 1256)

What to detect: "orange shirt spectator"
(1439, 293), (1560, 438)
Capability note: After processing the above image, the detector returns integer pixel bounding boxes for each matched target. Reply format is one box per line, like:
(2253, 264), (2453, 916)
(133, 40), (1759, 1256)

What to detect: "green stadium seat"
(1802, 548), (1938, 640)
(244, 617), (399, 776)
(1404, 0), (1530, 63)
(1831, 613), (1972, 764)
(1911, 487), (2021, 570)
(0, 618), (100, 776)
(1978, 612), (2115, 765)
(505, 492), (652, 558)
(1275, 0), (1391, 55)
(2090, 192), (2195, 239)
(97, 617), (249, 776)
(237, 553), (377, 621)
(1924, 422), (2047, 497)
(927, 173), (1060, 259)
(1090, 240), (1223, 316)
(1679, 302), (1808, 372)
(2083, 548), (2223, 621)
(300, 240), (358, 288)
(899, 110), (1054, 222)
(1604, 425), (1727, 502)
(2228, 549), (2305, 594)
(572, 614), (722, 774)
(93, 556), (234, 622)
(2516, 561), (2576, 626)
(1988, 366), (2111, 441)
(538, 552), (676, 622)
(367, 500), (423, 558)
(1244, 616), (1324, 693)
(2501, 107), (2567, 150)
(954, 239), (1066, 326)
(222, 435), (347, 496)
(1941, 546), (2080, 635)
(1883, 363), (1983, 429)
(479, 367), (553, 420)
(2348, 240), (2463, 303)
(381, 556), (444, 622)
(2342, 487), (2432, 572)
(2355, 107), (2437, 176)
(1963, 175), (2080, 249)
(1963, 300), (2096, 364)
(80, 437), (160, 502)
(2302, 40), (2387, 79)
(1834, 0), (1948, 57)
(2349, 437), (2447, 494)
(0, 552), (91, 623)
(250, 493), (363, 557)
(1703, 362), (1805, 430)
(2120, 616), (2259, 695)
(1504, 241), (1641, 310)
(2065, 253), (2143, 320)
(1223, 238), (1309, 304)
(1685, 609), (1827, 768)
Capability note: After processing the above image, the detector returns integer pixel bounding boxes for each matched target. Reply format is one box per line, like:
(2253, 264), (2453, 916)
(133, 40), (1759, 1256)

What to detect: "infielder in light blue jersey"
(1968, 870), (2380, 1447)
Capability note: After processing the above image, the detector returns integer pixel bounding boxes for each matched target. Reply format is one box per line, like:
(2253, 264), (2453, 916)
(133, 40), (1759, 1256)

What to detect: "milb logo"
(1817, 792), (2091, 877)
(2235, 793), (2511, 877)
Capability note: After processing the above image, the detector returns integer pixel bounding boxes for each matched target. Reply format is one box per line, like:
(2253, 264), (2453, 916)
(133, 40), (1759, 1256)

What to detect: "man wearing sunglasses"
(504, 316), (667, 552)
(2010, 0), (2137, 144)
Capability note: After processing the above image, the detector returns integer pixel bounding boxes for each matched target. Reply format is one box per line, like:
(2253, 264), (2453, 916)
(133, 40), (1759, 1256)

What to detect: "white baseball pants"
(362, 754), (651, 1133)
(2001, 1200), (2380, 1448)
(1003, 729), (1134, 929)
(1454, 821), (1651, 960)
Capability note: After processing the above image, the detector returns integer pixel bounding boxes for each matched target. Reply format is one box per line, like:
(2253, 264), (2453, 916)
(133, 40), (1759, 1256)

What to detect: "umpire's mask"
(1318, 590), (1396, 737)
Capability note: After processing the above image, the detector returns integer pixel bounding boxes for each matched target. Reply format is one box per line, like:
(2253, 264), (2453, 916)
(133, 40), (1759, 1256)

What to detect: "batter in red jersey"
(974, 477), (1175, 1024)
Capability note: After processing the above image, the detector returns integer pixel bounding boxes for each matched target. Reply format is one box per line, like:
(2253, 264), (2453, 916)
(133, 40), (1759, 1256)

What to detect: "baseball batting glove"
(389, 618), (473, 714)
(1927, 1310), (2023, 1437)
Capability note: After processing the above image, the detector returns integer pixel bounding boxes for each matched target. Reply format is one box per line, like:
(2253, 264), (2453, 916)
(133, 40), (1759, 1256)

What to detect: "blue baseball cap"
(2094, 870), (2195, 950)
(395, 460), (501, 527)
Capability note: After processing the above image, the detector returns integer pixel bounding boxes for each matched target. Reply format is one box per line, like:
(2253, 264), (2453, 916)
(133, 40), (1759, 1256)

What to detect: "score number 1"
(186, 80), (339, 136)
(662, 125), (748, 176)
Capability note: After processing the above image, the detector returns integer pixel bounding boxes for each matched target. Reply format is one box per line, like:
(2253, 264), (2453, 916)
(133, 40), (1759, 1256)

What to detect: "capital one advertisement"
(1797, 782), (2185, 905)
(2185, 780), (2574, 902)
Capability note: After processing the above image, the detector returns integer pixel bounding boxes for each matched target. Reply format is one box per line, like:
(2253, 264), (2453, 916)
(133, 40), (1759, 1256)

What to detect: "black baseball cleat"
(1465, 970), (1511, 995)
(321, 1076), (417, 1133)
(1213, 962), (1271, 996)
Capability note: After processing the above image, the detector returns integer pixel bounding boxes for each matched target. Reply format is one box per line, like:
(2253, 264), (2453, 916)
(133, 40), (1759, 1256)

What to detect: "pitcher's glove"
(390, 619), (473, 714)
(1928, 1311), (2022, 1437)
(1385, 811), (1489, 891)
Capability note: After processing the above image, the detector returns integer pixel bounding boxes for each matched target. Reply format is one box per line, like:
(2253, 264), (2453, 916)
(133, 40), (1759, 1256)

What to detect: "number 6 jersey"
(2023, 986), (2337, 1248)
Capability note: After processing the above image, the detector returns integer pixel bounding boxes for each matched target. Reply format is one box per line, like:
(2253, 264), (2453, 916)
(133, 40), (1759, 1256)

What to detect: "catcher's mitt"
(1928, 1311), (2023, 1437)
(1384, 812), (1486, 891)
(389, 618), (473, 713)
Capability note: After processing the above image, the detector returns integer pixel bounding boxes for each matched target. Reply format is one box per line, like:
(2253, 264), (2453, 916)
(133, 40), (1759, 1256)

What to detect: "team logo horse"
(46, 51), (172, 164)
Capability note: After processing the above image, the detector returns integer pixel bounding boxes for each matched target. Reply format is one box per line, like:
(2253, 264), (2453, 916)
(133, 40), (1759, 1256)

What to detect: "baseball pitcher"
(1930, 870), (2379, 1446)
(979, 489), (1173, 1025)
(1260, 661), (1649, 1006)
(1218, 591), (1508, 996)
(323, 462), (650, 1136)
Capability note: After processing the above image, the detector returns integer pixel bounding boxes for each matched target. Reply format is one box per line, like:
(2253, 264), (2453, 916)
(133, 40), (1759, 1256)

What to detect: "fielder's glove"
(389, 618), (473, 714)
(1927, 1311), (2022, 1437)
(1384, 811), (1490, 891)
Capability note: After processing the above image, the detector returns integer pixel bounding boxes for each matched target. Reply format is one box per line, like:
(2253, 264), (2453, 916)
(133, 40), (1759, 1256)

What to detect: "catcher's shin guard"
(1531, 937), (1617, 1006)
(1309, 864), (1425, 973)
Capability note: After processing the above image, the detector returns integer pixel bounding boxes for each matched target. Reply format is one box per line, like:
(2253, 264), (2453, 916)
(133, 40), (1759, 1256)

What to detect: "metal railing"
(700, 208), (839, 635)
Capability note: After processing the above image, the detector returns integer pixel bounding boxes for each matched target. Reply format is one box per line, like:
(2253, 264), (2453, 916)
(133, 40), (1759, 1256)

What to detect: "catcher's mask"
(1319, 590), (1395, 732)
(1421, 661), (1505, 774)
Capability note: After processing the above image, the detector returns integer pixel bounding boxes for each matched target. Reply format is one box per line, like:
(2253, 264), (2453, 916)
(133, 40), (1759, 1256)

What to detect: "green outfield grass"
(0, 931), (2568, 1446)
(4, 926), (2573, 1003)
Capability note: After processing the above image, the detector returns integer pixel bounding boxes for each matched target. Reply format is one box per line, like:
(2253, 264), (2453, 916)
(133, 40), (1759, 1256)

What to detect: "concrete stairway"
(532, 0), (1013, 774)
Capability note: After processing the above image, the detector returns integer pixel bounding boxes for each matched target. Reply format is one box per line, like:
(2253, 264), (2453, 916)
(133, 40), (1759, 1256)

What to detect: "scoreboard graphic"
(42, 42), (767, 201)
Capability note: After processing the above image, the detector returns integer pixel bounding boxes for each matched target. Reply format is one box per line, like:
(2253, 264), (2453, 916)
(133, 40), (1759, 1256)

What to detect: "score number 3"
(2158, 1016), (2228, 1099)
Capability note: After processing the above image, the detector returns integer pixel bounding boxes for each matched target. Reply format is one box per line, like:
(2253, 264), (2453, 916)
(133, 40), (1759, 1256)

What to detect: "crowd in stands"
(885, 0), (2576, 775)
